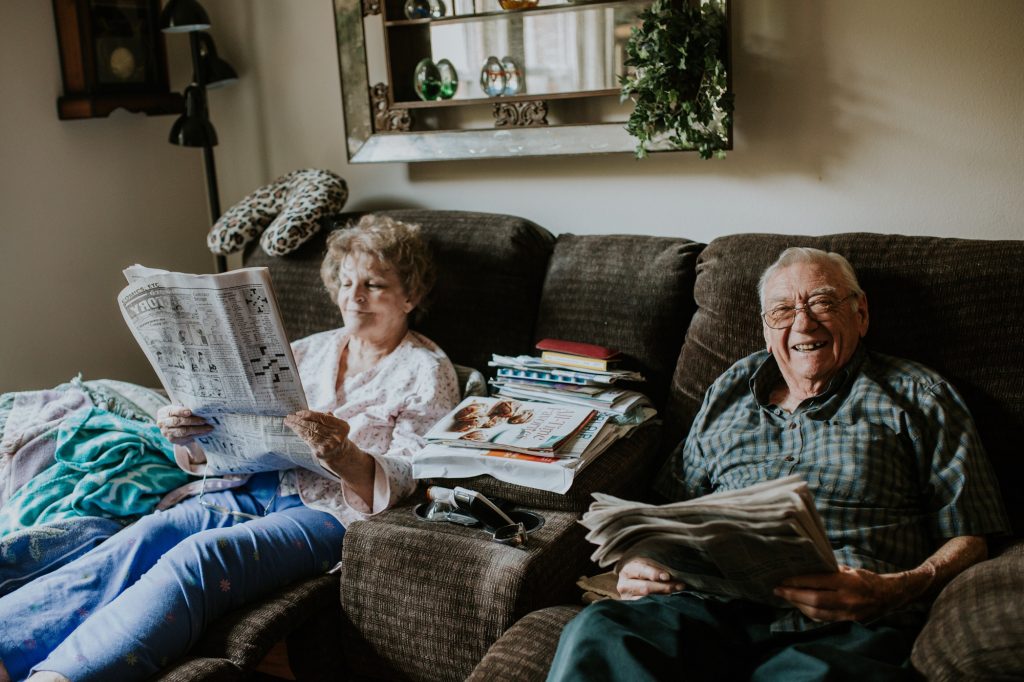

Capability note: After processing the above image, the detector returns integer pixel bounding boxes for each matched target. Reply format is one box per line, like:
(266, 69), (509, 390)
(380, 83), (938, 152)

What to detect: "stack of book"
(488, 339), (652, 419)
(413, 340), (657, 493)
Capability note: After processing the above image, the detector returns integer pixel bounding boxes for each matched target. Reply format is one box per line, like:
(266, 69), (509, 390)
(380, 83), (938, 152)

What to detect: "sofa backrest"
(659, 233), (1024, 537)
(534, 234), (704, 409)
(243, 209), (555, 379)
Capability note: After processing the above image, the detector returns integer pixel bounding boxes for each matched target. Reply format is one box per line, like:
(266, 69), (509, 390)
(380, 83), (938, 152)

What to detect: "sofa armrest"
(338, 500), (594, 682)
(912, 539), (1024, 681)
(467, 605), (583, 682)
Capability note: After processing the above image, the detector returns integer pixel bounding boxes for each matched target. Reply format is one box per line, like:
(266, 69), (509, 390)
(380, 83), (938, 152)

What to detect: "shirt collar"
(749, 343), (867, 409)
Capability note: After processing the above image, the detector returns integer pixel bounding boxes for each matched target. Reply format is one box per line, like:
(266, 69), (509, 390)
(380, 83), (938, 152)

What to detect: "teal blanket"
(0, 407), (190, 537)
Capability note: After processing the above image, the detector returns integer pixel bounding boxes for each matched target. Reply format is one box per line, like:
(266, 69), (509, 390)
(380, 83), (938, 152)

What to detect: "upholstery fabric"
(339, 500), (594, 682)
(467, 605), (583, 682)
(657, 233), (1024, 530)
(429, 423), (660, 511)
(911, 540), (1024, 681)
(154, 574), (340, 681)
(245, 209), (555, 377)
(534, 234), (703, 409)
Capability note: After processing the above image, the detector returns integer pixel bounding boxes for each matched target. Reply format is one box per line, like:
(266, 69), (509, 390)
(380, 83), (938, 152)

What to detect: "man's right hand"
(616, 558), (687, 600)
(156, 405), (214, 445)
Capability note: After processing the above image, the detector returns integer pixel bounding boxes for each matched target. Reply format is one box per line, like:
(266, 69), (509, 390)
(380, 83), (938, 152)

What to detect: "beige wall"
(2, 0), (1022, 393)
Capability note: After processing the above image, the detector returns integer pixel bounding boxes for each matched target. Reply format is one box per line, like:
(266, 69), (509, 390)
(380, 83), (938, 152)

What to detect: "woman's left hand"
(285, 409), (374, 481)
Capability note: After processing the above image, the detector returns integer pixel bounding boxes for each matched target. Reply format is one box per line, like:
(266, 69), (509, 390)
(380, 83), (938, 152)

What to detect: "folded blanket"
(0, 407), (191, 537)
(0, 388), (93, 507)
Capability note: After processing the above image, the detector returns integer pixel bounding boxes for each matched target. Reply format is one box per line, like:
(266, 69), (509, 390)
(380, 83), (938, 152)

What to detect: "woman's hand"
(616, 558), (687, 600)
(285, 411), (374, 495)
(157, 405), (214, 445)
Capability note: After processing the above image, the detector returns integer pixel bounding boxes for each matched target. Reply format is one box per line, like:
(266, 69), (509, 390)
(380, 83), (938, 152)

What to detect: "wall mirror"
(334, 0), (675, 162)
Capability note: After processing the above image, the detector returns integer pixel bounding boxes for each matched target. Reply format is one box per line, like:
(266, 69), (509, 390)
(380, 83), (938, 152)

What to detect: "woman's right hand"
(616, 558), (687, 600)
(156, 405), (214, 445)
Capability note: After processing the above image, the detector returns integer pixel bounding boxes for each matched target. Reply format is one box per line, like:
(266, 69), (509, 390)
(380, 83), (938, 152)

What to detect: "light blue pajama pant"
(0, 472), (346, 681)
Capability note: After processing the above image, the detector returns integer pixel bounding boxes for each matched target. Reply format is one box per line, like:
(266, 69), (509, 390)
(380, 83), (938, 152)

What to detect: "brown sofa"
(159, 211), (1024, 681)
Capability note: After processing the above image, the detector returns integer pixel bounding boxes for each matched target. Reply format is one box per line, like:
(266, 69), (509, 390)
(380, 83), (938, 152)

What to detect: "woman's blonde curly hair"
(320, 215), (436, 318)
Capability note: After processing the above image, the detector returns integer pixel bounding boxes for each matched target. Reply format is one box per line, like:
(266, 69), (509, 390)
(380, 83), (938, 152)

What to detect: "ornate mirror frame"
(333, 0), (669, 163)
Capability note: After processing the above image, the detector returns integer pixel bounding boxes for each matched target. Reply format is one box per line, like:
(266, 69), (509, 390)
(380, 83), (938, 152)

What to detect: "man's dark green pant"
(545, 593), (924, 681)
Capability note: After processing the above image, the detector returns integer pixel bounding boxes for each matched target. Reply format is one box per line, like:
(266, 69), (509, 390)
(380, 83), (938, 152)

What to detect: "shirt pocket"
(807, 421), (920, 510)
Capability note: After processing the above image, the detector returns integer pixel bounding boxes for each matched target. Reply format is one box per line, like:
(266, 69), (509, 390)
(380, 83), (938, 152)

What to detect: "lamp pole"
(189, 30), (226, 273)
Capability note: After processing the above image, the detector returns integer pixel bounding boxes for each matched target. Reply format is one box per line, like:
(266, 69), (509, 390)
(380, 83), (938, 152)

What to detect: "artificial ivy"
(620, 0), (734, 159)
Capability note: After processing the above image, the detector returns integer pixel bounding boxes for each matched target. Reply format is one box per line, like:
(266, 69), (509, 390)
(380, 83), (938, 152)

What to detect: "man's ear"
(763, 326), (773, 354)
(856, 294), (870, 337)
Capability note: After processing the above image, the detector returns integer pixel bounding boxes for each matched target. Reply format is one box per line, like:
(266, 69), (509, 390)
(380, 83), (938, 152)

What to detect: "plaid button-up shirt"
(680, 345), (1010, 630)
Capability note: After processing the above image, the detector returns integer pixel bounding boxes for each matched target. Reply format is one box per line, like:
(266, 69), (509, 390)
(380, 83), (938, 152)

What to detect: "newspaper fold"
(581, 475), (837, 606)
(118, 265), (330, 476)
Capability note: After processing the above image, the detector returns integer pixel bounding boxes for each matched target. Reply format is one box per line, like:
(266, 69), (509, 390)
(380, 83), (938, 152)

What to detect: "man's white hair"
(757, 247), (864, 309)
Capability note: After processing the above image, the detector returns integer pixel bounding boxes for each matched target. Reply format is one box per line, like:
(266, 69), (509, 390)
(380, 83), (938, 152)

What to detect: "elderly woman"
(0, 216), (459, 682)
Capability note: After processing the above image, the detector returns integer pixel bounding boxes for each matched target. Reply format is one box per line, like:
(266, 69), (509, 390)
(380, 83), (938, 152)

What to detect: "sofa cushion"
(656, 233), (1024, 533)
(533, 234), (703, 409)
(911, 539), (1024, 681)
(245, 209), (555, 376)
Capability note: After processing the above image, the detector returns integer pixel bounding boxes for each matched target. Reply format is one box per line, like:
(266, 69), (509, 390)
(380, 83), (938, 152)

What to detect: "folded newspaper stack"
(582, 475), (837, 606)
(413, 396), (628, 493)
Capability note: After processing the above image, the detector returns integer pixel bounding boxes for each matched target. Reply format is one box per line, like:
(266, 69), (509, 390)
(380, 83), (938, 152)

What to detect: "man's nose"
(790, 306), (820, 331)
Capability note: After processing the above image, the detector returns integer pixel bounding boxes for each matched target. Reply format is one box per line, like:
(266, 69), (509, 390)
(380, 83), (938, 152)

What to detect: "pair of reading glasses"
(197, 468), (273, 521)
(761, 293), (857, 329)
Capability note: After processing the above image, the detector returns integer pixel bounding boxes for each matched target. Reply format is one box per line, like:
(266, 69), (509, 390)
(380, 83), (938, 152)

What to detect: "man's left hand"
(773, 565), (914, 622)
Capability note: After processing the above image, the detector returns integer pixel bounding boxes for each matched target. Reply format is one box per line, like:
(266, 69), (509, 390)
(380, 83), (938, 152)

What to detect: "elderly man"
(546, 247), (1009, 682)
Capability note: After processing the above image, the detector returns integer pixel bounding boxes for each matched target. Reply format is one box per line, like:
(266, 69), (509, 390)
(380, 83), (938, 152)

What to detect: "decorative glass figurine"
(497, 0), (538, 9)
(428, 0), (447, 16)
(479, 56), (507, 97)
(403, 0), (432, 19)
(436, 59), (459, 99)
(414, 58), (442, 100)
(500, 56), (523, 96)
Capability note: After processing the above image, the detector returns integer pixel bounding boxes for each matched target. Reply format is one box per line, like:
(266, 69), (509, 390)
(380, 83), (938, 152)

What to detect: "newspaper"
(581, 475), (837, 606)
(117, 265), (329, 476)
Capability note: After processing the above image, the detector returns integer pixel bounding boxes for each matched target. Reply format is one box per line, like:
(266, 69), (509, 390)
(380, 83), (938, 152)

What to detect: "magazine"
(581, 476), (837, 606)
(118, 265), (329, 477)
(414, 411), (622, 493)
(423, 396), (596, 456)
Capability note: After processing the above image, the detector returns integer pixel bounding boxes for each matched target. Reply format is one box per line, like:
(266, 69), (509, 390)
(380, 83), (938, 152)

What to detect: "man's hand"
(616, 558), (687, 600)
(157, 405), (213, 444)
(774, 565), (922, 622)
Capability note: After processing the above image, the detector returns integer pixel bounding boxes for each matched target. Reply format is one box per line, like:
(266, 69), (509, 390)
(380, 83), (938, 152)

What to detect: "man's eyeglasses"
(761, 293), (857, 329)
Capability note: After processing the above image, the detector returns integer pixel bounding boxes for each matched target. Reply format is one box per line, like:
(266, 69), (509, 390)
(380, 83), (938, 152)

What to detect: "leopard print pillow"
(207, 169), (348, 256)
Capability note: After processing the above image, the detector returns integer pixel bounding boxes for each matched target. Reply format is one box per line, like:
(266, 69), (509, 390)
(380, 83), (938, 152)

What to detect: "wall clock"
(53, 0), (183, 119)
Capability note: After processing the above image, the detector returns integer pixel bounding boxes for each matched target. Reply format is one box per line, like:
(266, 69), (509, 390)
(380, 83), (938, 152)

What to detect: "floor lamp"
(161, 0), (238, 273)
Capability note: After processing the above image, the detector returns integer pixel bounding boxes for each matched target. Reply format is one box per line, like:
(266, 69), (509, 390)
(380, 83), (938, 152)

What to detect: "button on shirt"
(679, 345), (1010, 630)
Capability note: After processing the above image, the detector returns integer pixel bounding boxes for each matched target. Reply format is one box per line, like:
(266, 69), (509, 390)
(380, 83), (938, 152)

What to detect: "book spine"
(496, 367), (590, 385)
(541, 351), (610, 371)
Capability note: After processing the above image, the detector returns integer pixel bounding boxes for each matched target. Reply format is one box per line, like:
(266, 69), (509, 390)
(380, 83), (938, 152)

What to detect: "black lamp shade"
(160, 0), (211, 33)
(196, 33), (238, 89)
(169, 85), (218, 147)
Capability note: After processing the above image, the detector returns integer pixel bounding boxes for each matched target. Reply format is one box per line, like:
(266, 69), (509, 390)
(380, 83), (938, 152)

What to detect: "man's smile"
(793, 341), (828, 352)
